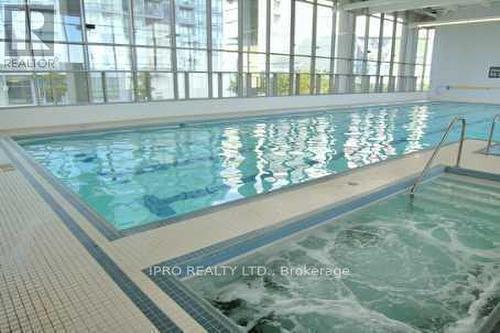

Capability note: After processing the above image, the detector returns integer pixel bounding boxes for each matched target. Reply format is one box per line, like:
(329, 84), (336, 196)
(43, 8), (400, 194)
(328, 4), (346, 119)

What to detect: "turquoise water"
(186, 174), (500, 332)
(18, 102), (500, 230)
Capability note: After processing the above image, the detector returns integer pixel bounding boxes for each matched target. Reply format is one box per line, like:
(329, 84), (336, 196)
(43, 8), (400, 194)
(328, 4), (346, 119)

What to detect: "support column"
(328, 7), (338, 94)
(128, 0), (138, 102)
(237, 0), (244, 97)
(388, 13), (398, 92)
(207, 0), (213, 98)
(79, 0), (92, 103)
(310, 0), (318, 94)
(170, 0), (179, 99)
(334, 9), (355, 94)
(288, 0), (295, 95)
(398, 13), (418, 92)
(265, 0), (272, 96)
(375, 14), (384, 93)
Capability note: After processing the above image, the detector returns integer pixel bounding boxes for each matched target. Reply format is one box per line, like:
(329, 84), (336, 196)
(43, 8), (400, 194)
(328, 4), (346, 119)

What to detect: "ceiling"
(340, 0), (500, 21)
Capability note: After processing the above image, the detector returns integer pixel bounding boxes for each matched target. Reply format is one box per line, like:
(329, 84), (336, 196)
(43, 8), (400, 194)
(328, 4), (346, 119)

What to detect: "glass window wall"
(0, 0), (435, 107)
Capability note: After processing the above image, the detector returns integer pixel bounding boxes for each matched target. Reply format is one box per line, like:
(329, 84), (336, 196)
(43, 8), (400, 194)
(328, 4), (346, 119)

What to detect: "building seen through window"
(0, 0), (434, 107)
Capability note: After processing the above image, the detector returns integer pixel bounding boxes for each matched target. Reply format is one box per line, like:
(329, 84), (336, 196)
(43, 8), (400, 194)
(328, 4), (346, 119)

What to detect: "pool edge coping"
(6, 99), (434, 139)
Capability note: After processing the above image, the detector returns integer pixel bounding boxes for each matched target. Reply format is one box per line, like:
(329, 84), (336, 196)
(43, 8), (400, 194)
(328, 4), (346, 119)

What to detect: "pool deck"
(0, 137), (499, 332)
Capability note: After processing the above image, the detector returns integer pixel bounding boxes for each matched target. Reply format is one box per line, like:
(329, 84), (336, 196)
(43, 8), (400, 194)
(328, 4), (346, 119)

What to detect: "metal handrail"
(409, 117), (466, 198)
(485, 114), (500, 154)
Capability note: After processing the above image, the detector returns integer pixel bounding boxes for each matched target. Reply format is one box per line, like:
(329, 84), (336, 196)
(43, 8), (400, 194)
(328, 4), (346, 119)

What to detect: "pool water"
(18, 102), (500, 230)
(186, 174), (500, 333)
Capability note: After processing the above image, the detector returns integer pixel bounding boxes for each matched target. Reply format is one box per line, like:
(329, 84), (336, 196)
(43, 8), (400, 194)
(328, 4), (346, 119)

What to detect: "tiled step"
(433, 176), (500, 198)
(421, 184), (500, 211)
(411, 190), (500, 223)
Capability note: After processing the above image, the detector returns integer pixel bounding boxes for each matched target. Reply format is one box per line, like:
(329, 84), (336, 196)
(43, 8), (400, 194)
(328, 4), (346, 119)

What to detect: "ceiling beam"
(342, 0), (486, 13)
(413, 15), (500, 28)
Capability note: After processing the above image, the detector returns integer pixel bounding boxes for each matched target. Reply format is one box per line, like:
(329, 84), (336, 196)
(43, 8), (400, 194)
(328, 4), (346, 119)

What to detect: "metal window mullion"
(359, 13), (370, 93)
(217, 72), (223, 98)
(152, 26), (157, 70)
(237, 0), (243, 97)
(170, 0), (179, 99)
(206, 0), (213, 98)
(388, 13), (397, 91)
(265, 0), (271, 96)
(310, 0), (318, 95)
(51, 72), (57, 105)
(329, 7), (337, 94)
(24, 0), (40, 105)
(361, 13), (369, 76)
(29, 73), (37, 105)
(295, 73), (300, 95)
(272, 72), (277, 95)
(420, 28), (429, 91)
(128, 0), (138, 102)
(184, 72), (189, 99)
(348, 11), (357, 93)
(101, 71), (107, 102)
(289, 0), (296, 95)
(398, 12), (410, 91)
(315, 73), (321, 94)
(375, 14), (384, 92)
(388, 13), (397, 76)
(79, 0), (92, 103)
(246, 72), (251, 96)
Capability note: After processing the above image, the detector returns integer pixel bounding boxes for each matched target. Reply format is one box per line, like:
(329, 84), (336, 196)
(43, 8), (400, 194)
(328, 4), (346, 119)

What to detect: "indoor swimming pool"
(185, 173), (500, 332)
(17, 101), (500, 230)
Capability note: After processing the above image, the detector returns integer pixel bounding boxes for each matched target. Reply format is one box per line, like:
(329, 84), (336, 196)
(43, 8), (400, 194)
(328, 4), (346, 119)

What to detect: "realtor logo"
(4, 4), (55, 56)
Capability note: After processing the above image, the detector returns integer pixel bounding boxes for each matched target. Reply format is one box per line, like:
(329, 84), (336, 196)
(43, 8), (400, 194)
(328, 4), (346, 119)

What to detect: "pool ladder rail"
(485, 114), (500, 154)
(409, 117), (466, 199)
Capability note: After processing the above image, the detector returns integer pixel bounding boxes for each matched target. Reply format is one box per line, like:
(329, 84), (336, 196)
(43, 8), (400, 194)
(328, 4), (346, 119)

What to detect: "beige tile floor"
(0, 159), (155, 332)
(0, 135), (499, 332)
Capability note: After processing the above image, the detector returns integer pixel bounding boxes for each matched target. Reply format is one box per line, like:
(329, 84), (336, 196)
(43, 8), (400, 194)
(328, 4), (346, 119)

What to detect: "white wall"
(0, 92), (427, 135)
(430, 6), (500, 104)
